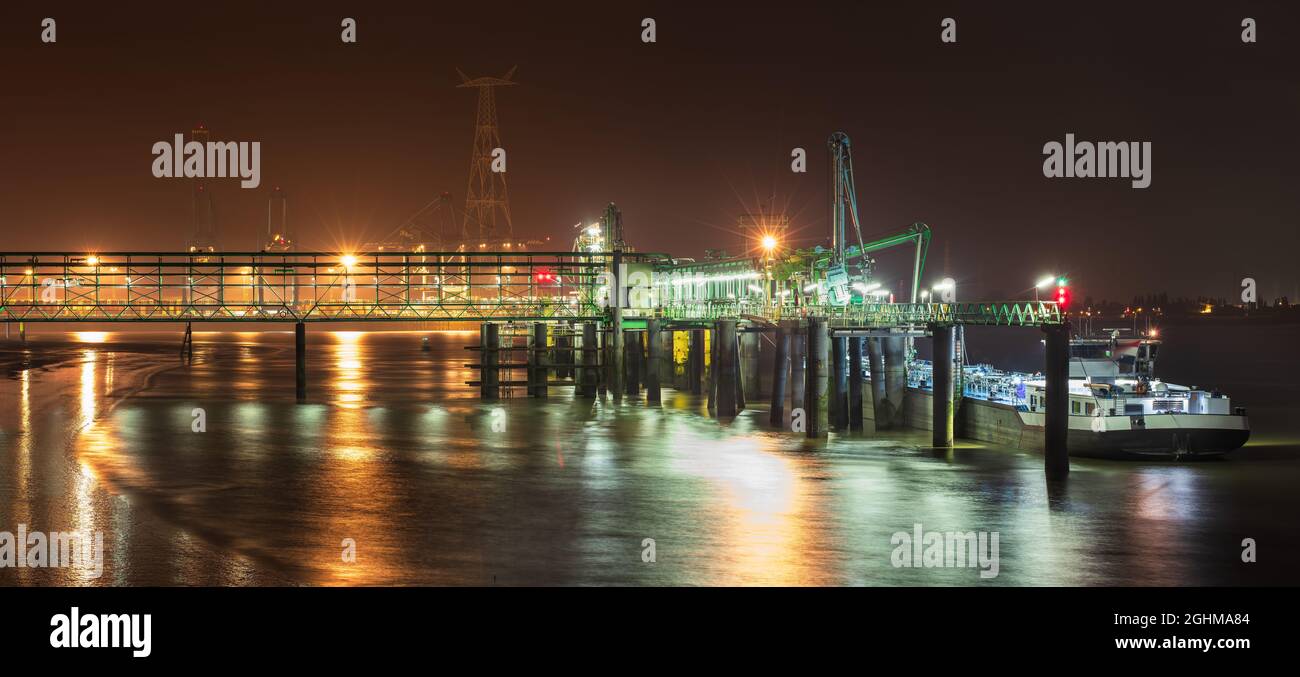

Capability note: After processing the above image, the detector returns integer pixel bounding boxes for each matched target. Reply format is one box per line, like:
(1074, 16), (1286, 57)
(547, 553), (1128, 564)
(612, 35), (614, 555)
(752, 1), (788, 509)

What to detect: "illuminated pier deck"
(0, 251), (1063, 327)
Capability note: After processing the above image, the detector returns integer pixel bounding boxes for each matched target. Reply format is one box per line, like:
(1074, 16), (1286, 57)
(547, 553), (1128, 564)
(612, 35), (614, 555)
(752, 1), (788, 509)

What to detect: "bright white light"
(747, 284), (764, 294)
(340, 254), (358, 269)
(869, 289), (891, 297)
(803, 282), (821, 293)
(760, 235), (777, 252)
(1035, 275), (1057, 289)
(932, 280), (954, 291)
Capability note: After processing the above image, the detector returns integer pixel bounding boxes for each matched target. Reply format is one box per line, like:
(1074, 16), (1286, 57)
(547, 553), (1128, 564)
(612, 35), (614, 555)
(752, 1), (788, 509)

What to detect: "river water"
(1, 328), (1297, 586)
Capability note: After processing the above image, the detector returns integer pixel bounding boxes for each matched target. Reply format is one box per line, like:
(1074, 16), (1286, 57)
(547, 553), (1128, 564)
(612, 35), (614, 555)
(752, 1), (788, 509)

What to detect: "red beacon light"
(1055, 277), (1070, 310)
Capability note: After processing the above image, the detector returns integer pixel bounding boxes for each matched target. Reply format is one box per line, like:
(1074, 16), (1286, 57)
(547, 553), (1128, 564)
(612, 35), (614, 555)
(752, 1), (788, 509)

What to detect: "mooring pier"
(0, 249), (1070, 478)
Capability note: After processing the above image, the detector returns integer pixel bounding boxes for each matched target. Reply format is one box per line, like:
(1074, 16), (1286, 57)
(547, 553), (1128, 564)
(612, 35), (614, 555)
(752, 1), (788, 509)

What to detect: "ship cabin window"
(1071, 401), (1081, 414)
(1086, 402), (1096, 416)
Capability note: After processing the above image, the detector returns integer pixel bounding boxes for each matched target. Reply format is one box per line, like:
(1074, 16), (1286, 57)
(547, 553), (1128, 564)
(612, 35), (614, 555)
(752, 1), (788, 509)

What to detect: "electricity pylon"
(457, 67), (516, 244)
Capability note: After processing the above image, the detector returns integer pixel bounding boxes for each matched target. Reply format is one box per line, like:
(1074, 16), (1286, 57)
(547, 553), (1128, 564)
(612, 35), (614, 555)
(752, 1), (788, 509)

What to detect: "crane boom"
(824, 131), (930, 303)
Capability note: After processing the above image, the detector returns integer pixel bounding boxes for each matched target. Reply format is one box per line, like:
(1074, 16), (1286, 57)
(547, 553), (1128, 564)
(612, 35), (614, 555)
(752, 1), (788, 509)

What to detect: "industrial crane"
(816, 131), (930, 305)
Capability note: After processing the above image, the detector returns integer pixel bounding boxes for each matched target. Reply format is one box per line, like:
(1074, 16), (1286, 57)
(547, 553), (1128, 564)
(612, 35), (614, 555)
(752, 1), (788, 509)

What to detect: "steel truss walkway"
(0, 251), (610, 323)
(0, 251), (1063, 327)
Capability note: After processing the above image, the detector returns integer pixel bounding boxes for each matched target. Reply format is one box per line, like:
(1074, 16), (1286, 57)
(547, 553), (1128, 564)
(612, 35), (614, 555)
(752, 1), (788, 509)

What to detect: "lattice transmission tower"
(457, 67), (516, 244)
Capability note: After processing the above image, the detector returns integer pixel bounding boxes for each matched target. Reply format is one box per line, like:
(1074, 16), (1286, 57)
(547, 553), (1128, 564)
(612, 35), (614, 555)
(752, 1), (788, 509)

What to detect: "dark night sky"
(1, 1), (1296, 302)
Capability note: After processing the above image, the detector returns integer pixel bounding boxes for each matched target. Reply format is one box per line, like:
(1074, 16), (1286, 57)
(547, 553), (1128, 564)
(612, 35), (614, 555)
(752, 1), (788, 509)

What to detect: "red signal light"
(1055, 283), (1070, 310)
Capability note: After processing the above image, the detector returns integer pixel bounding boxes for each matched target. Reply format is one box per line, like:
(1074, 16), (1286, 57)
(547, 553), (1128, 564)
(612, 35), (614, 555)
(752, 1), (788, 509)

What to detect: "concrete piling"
(1044, 322), (1071, 480)
(625, 330), (641, 397)
(881, 335), (907, 429)
(830, 334), (848, 432)
(848, 336), (864, 431)
(769, 324), (790, 427)
(580, 322), (598, 398)
(931, 324), (954, 447)
(689, 328), (705, 395)
(555, 327), (572, 379)
(530, 322), (548, 398)
(480, 322), (499, 400)
(611, 252), (624, 403)
(804, 318), (828, 438)
(740, 330), (760, 403)
(714, 320), (738, 417)
(866, 337), (886, 428)
(790, 328), (807, 420)
(646, 319), (661, 403)
(295, 322), (306, 401)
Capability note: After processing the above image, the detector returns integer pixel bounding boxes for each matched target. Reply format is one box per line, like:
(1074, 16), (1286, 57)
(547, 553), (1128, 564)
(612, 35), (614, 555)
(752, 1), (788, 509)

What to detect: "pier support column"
(734, 330), (746, 412)
(181, 321), (194, 363)
(830, 333), (848, 432)
(646, 319), (662, 403)
(295, 322), (306, 402)
(625, 330), (641, 397)
(19, 322), (25, 344)
(804, 318), (828, 438)
(555, 326), (572, 379)
(769, 324), (790, 427)
(530, 323), (548, 398)
(481, 322), (499, 400)
(689, 328), (705, 395)
(790, 326), (806, 422)
(866, 337), (886, 428)
(611, 251), (624, 403)
(599, 324), (609, 398)
(1043, 321), (1071, 480)
(740, 330), (761, 403)
(931, 324), (954, 447)
(659, 328), (674, 388)
(714, 320), (738, 418)
(707, 327), (717, 414)
(579, 322), (598, 398)
(848, 337), (864, 431)
(881, 335), (907, 429)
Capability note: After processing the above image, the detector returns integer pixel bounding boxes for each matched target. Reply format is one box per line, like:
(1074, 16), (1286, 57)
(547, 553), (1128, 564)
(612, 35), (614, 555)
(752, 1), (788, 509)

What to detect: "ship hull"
(886, 387), (1251, 460)
(1065, 424), (1250, 460)
(1021, 411), (1251, 460)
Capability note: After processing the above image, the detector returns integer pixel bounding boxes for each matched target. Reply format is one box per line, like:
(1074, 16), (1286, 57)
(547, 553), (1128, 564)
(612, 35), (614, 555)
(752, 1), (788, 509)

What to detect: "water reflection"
(0, 330), (1295, 586)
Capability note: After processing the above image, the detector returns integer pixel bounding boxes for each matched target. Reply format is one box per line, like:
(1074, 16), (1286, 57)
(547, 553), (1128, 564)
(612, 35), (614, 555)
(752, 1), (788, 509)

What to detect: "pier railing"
(657, 301), (1063, 326)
